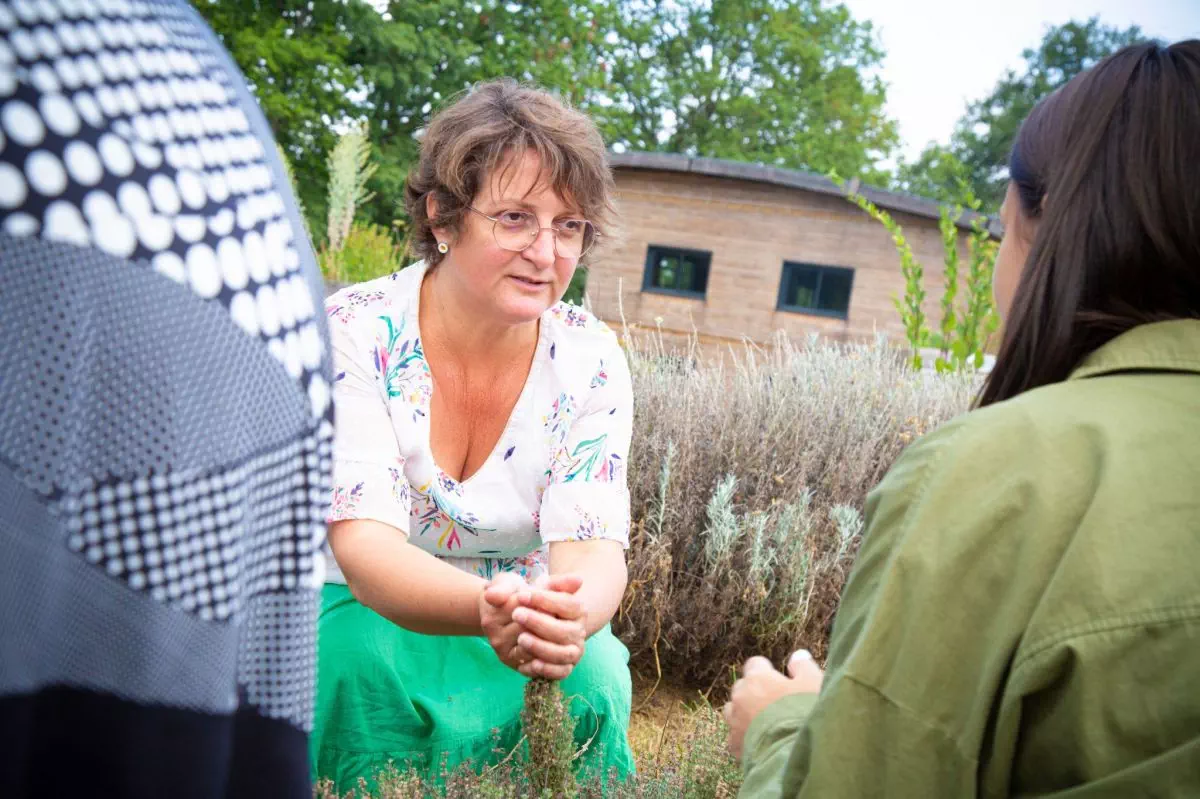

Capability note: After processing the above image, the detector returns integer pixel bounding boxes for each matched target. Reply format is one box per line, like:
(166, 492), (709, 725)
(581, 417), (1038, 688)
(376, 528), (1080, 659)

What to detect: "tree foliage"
(892, 143), (971, 206)
(353, 0), (621, 232)
(195, 1), (376, 232)
(601, 0), (897, 182)
(897, 17), (1144, 209)
(198, 0), (900, 243)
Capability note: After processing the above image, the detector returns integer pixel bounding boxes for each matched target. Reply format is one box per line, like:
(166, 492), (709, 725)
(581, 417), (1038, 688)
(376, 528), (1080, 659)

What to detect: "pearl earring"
(437, 241), (449, 254)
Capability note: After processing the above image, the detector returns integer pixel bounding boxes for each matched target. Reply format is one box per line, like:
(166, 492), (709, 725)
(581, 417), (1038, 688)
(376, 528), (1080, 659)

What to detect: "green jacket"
(741, 320), (1200, 798)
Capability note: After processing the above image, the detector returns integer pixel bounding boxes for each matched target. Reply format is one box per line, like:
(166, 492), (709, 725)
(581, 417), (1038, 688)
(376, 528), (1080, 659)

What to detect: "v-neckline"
(411, 262), (548, 489)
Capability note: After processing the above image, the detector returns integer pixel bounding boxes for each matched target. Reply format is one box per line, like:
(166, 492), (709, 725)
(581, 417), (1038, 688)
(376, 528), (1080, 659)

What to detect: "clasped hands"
(477, 570), (824, 763)
(478, 571), (588, 680)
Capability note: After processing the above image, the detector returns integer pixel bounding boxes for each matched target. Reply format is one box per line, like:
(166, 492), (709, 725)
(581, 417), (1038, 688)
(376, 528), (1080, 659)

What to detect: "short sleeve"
(326, 312), (411, 535)
(538, 339), (633, 547)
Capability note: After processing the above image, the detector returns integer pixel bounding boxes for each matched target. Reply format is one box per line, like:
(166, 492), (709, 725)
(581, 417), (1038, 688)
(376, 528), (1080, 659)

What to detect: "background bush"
(616, 329), (976, 693)
(320, 221), (406, 286)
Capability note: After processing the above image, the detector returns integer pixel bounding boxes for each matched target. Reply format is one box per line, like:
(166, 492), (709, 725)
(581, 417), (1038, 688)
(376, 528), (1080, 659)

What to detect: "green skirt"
(310, 584), (635, 792)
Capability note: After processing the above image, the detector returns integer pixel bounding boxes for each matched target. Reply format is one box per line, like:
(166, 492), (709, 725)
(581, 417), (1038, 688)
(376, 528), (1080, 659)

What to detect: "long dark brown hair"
(978, 40), (1200, 407)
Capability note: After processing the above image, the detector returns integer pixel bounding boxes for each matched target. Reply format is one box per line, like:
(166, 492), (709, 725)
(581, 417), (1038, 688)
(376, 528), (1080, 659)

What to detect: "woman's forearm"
(330, 519), (487, 636)
(548, 540), (628, 637)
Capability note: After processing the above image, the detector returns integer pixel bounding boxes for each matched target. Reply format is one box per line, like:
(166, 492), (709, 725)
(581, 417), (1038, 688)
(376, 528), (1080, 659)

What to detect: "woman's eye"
(558, 219), (585, 234)
(498, 211), (531, 227)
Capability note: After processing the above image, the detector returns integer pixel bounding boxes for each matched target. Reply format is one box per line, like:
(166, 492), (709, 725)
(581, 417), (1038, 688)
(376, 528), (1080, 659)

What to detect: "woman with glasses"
(311, 79), (635, 791)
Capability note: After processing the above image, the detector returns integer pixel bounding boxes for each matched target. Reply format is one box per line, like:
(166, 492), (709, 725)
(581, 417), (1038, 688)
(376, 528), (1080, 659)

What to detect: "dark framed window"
(642, 245), (711, 299)
(777, 262), (854, 319)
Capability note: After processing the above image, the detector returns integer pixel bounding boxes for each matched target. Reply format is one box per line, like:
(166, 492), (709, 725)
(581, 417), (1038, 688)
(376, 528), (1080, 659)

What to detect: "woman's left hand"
(480, 573), (535, 673)
(512, 573), (588, 680)
(724, 650), (824, 760)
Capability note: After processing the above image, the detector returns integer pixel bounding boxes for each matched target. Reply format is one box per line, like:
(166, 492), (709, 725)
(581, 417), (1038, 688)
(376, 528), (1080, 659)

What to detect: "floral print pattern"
(375, 316), (432, 419)
(436, 470), (461, 497)
(566, 506), (606, 541)
(327, 289), (390, 325)
(324, 263), (631, 585)
(328, 481), (365, 522)
(549, 303), (599, 330)
(388, 466), (409, 507)
(548, 435), (625, 484)
(543, 393), (577, 447)
(595, 452), (625, 483)
(411, 474), (495, 552)
(565, 434), (608, 483)
(590, 360), (608, 389)
(473, 550), (548, 581)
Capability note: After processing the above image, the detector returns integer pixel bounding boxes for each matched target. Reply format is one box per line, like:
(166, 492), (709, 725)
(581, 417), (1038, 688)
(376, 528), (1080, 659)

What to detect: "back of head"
(980, 40), (1200, 407)
(404, 78), (616, 268)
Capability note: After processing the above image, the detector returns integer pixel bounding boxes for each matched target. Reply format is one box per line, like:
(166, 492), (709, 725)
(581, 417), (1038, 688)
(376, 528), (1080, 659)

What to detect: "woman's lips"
(509, 275), (548, 289)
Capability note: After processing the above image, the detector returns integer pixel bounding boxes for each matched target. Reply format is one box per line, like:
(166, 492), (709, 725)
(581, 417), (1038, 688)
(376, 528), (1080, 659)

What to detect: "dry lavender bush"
(615, 329), (976, 693)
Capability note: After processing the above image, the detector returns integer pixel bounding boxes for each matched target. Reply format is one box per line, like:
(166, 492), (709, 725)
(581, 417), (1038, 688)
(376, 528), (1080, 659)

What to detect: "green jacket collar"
(1070, 320), (1200, 381)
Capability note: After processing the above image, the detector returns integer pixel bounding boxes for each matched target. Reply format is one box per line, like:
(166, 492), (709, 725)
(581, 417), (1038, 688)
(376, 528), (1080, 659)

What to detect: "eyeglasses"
(468, 207), (598, 260)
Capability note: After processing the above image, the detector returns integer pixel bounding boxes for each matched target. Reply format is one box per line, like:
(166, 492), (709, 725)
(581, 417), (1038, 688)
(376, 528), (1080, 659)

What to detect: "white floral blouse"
(322, 261), (633, 584)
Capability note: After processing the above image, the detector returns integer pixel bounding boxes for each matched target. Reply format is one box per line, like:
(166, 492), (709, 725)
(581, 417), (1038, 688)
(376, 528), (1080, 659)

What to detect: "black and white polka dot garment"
(0, 2), (332, 796)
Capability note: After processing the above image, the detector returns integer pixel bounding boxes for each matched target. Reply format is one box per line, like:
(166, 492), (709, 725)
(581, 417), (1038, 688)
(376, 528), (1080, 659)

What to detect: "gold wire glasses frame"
(468, 206), (598, 260)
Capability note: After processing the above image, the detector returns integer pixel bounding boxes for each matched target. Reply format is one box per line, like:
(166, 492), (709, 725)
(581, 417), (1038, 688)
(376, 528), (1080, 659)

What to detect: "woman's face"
(992, 182), (1035, 320)
(431, 150), (583, 326)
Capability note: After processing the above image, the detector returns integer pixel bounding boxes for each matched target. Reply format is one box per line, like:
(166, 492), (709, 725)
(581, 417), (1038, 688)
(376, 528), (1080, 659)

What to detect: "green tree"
(892, 144), (972, 206)
(200, 0), (899, 254)
(354, 0), (621, 233)
(602, 0), (897, 182)
(198, 0), (621, 240)
(900, 17), (1144, 209)
(194, 0), (382, 237)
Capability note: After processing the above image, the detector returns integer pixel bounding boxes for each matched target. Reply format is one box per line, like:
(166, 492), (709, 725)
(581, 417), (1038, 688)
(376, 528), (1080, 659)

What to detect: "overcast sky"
(839, 0), (1200, 163)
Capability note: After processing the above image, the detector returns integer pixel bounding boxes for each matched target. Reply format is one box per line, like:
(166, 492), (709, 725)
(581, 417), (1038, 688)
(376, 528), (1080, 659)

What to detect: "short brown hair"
(403, 79), (617, 267)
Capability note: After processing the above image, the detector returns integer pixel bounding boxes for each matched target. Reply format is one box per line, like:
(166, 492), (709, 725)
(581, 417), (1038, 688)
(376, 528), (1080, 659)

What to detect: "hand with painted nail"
(723, 649), (824, 760)
(510, 572), (587, 681)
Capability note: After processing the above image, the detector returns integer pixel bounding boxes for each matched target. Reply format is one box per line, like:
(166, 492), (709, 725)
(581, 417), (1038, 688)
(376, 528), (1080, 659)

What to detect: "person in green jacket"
(724, 39), (1200, 797)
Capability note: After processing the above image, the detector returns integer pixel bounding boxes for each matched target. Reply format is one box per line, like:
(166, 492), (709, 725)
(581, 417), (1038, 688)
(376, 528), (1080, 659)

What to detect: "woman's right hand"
(479, 572), (531, 672)
(480, 572), (586, 677)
